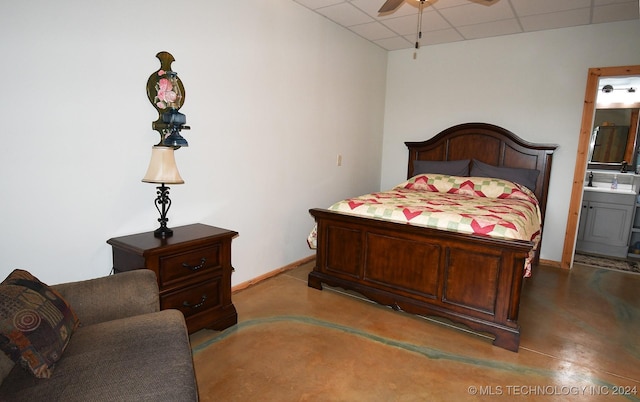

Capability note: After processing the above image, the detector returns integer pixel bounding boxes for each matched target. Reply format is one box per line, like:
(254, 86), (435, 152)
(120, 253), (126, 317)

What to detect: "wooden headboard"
(405, 122), (558, 222)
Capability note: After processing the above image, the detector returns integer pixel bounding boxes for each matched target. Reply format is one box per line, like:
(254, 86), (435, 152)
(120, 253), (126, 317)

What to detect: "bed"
(307, 123), (557, 352)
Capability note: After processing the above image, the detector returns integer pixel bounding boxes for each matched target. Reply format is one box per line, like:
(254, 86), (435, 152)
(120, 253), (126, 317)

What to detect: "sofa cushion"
(0, 353), (14, 388)
(52, 269), (160, 327)
(0, 309), (198, 401)
(0, 269), (79, 379)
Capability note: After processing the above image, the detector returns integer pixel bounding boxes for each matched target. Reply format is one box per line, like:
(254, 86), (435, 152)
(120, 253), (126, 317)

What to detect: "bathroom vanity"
(576, 98), (640, 259)
(576, 171), (640, 258)
(629, 202), (640, 256)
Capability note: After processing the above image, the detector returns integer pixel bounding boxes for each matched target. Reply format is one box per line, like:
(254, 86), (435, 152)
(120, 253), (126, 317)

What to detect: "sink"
(584, 181), (635, 195)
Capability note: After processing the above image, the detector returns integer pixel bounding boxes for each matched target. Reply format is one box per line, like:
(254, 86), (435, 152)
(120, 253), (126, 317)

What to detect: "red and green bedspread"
(308, 174), (542, 277)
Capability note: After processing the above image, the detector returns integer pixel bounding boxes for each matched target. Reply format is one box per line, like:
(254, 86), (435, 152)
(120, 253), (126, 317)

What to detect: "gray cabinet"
(576, 190), (635, 258)
(628, 203), (640, 257)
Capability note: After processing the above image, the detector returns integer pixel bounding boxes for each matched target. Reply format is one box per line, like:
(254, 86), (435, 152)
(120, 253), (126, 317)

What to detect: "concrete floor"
(190, 261), (640, 401)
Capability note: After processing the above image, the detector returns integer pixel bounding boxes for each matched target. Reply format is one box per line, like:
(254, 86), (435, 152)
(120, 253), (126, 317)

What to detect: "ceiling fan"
(378, 0), (499, 50)
(379, 0), (499, 13)
(378, 0), (431, 49)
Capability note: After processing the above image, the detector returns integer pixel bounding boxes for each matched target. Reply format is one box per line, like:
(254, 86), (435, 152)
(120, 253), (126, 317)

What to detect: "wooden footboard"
(308, 208), (533, 352)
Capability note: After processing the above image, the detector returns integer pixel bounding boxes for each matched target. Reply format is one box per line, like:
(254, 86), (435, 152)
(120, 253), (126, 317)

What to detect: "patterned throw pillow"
(0, 269), (79, 378)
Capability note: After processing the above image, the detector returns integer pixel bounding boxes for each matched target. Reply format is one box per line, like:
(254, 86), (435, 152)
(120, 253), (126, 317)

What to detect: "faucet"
(621, 161), (628, 173)
(588, 171), (593, 187)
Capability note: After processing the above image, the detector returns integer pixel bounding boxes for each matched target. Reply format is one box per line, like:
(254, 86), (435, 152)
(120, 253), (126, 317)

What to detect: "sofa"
(0, 269), (198, 401)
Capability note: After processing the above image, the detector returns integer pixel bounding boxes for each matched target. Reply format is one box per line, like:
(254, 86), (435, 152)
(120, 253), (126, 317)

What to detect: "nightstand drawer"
(159, 245), (222, 287)
(161, 277), (222, 318)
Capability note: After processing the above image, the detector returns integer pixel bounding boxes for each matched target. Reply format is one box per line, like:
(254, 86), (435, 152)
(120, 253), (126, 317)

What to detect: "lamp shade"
(142, 146), (184, 184)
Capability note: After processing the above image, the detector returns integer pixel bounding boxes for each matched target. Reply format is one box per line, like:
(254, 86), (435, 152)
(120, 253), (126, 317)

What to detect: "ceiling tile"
(415, 9), (454, 31)
(374, 36), (414, 50)
(593, 1), (640, 23)
(510, 0), (591, 16)
(417, 28), (465, 45)
(432, 0), (476, 8)
(594, 0), (638, 5)
(457, 18), (522, 39)
(315, 3), (374, 26)
(520, 8), (591, 32)
(292, 0), (344, 10)
(438, 1), (515, 26)
(382, 9), (452, 36)
(380, 14), (423, 36)
(350, 21), (398, 40)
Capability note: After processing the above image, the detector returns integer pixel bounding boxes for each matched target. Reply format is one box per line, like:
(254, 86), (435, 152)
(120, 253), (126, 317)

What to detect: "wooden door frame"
(561, 65), (640, 269)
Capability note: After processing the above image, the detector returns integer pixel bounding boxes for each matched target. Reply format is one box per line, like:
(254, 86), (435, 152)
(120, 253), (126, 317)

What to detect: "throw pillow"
(0, 269), (79, 378)
(413, 159), (470, 176)
(470, 159), (540, 192)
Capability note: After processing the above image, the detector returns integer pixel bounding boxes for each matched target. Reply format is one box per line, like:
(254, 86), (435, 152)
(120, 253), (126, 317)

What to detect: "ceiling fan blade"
(378, 0), (405, 13)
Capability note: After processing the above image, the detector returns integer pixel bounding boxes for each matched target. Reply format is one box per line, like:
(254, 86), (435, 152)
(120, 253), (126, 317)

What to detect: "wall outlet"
(337, 154), (342, 166)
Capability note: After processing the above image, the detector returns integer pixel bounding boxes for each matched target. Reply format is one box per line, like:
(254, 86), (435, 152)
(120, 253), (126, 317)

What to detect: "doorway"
(562, 65), (640, 269)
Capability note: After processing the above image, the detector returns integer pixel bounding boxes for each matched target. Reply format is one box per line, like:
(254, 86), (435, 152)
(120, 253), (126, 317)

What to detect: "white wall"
(3, 2), (638, 286)
(382, 19), (640, 263)
(0, 0), (387, 285)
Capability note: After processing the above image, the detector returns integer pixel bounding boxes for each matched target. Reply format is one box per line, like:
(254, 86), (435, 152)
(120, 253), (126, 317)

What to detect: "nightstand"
(107, 223), (238, 333)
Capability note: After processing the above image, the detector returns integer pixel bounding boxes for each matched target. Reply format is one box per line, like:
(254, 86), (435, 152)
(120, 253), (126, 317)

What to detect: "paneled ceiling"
(292, 0), (640, 50)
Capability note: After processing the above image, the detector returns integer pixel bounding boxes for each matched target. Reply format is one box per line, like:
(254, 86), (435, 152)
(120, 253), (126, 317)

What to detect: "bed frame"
(308, 123), (557, 351)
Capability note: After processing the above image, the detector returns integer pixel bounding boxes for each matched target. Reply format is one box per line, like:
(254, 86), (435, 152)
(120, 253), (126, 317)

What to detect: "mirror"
(588, 112), (631, 165)
(587, 77), (640, 171)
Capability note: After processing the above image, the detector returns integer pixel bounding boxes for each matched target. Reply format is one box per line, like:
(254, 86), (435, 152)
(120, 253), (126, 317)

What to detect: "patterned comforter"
(308, 174), (542, 277)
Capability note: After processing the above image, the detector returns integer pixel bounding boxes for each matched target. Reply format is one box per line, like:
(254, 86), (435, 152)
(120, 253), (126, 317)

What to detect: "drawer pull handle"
(182, 257), (207, 271)
(183, 295), (207, 309)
